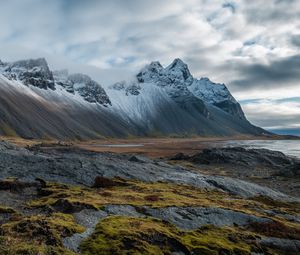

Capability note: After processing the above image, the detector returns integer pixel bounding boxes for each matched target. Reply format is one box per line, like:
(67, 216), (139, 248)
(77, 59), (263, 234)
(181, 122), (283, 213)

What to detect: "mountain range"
(0, 57), (268, 139)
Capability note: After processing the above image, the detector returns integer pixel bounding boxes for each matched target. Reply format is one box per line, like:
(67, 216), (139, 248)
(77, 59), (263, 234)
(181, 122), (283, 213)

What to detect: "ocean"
(218, 139), (300, 159)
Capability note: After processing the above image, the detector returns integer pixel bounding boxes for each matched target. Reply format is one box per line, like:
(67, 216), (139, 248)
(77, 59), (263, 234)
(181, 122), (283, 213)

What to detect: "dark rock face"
(4, 58), (55, 90)
(1, 58), (111, 106)
(110, 81), (141, 96)
(214, 100), (245, 119)
(53, 70), (112, 106)
(281, 162), (300, 177)
(136, 59), (208, 117)
(170, 146), (300, 196)
(53, 69), (74, 93)
(188, 147), (297, 168)
(259, 237), (300, 254)
(125, 83), (141, 96)
(136, 59), (247, 119)
(143, 206), (271, 230)
(68, 73), (111, 106)
(188, 77), (246, 119)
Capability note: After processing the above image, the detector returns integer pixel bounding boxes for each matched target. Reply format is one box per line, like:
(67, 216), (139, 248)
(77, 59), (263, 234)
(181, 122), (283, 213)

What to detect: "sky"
(0, 0), (299, 135)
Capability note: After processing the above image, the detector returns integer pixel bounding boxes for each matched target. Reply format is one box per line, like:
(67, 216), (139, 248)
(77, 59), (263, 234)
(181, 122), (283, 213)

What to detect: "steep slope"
(0, 76), (133, 139)
(188, 77), (245, 119)
(108, 58), (267, 136)
(0, 57), (268, 139)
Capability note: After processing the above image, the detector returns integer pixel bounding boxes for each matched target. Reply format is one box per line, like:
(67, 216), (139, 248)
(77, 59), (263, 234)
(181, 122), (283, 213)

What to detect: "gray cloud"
(230, 55), (300, 90)
(0, 0), (300, 132)
(290, 34), (300, 47)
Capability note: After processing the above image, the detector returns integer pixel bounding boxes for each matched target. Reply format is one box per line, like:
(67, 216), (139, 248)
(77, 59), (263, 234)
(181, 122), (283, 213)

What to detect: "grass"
(0, 178), (299, 254)
(29, 178), (225, 209)
(80, 216), (260, 255)
(28, 178), (300, 221)
(0, 206), (16, 214)
(0, 213), (84, 255)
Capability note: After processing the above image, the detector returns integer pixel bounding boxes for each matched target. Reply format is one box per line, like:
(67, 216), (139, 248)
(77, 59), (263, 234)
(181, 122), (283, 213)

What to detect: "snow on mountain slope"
(1, 59), (111, 106)
(0, 74), (132, 139)
(188, 77), (245, 119)
(136, 59), (208, 117)
(0, 58), (55, 90)
(0, 57), (268, 139)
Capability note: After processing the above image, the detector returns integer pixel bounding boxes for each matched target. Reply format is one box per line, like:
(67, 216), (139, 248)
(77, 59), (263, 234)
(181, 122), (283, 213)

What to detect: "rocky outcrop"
(0, 141), (295, 201)
(54, 70), (111, 106)
(1, 58), (55, 90)
(259, 237), (300, 254)
(186, 147), (298, 169)
(68, 73), (111, 106)
(63, 204), (273, 252)
(110, 80), (141, 96)
(188, 77), (245, 119)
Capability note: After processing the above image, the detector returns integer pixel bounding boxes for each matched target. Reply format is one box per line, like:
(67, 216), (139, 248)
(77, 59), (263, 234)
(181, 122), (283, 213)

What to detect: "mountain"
(0, 57), (268, 139)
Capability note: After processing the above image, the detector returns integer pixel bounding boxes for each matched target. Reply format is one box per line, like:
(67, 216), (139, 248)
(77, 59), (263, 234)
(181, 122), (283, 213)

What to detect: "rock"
(188, 77), (245, 119)
(5, 58), (55, 90)
(259, 237), (300, 254)
(128, 155), (146, 163)
(189, 147), (297, 169)
(52, 199), (95, 213)
(0, 141), (296, 201)
(109, 81), (141, 96)
(68, 73), (111, 106)
(104, 205), (144, 217)
(63, 209), (107, 252)
(136, 59), (208, 116)
(280, 163), (300, 177)
(170, 153), (190, 160)
(144, 206), (271, 230)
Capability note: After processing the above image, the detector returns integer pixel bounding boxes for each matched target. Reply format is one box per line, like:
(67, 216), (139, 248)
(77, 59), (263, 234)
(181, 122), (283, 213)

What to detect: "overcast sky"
(0, 0), (299, 134)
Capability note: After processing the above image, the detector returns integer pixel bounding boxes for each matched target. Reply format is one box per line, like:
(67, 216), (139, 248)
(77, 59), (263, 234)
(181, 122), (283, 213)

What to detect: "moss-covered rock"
(80, 216), (262, 255)
(0, 213), (84, 255)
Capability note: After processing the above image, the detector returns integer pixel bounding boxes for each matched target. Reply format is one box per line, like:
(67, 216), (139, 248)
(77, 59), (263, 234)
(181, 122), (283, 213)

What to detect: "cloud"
(0, 0), (300, 131)
(290, 34), (300, 47)
(241, 98), (300, 130)
(230, 55), (300, 90)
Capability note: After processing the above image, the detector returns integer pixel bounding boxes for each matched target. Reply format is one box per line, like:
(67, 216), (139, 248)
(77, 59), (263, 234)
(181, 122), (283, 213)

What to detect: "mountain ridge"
(0, 57), (269, 139)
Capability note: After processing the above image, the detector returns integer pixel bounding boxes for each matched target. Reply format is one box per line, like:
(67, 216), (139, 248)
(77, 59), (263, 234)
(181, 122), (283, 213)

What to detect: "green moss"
(0, 206), (16, 214)
(0, 213), (84, 255)
(80, 216), (259, 255)
(28, 178), (300, 222)
(29, 179), (231, 210)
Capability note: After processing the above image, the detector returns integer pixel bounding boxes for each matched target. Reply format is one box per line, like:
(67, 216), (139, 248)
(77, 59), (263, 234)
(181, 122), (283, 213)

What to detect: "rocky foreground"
(0, 140), (299, 254)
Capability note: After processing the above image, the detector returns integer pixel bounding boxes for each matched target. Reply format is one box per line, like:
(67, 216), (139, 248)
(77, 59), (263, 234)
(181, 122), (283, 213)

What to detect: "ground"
(0, 137), (299, 254)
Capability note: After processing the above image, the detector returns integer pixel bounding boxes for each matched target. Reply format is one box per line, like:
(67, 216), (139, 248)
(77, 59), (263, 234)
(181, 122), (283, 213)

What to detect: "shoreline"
(1, 134), (299, 158)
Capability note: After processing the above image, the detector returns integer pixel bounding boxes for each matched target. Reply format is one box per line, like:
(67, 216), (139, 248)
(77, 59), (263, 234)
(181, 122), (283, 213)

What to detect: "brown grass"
(248, 221), (300, 240)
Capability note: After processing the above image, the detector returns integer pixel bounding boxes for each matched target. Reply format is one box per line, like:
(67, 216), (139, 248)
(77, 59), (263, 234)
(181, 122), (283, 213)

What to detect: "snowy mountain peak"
(134, 58), (245, 119)
(166, 58), (192, 83)
(189, 77), (236, 104)
(62, 73), (111, 106)
(188, 77), (245, 119)
(1, 58), (55, 90)
(10, 58), (49, 70)
(0, 56), (266, 138)
(149, 61), (163, 69)
(167, 58), (188, 71)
